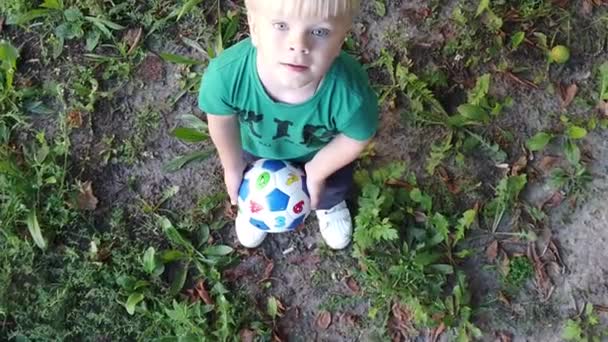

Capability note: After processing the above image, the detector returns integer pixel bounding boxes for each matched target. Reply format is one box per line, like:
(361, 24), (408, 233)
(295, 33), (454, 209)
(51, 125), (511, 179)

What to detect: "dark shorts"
(242, 152), (354, 210)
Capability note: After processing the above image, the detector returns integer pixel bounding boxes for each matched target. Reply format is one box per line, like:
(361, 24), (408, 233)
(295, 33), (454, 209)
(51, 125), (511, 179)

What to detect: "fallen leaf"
(537, 155), (561, 173)
(123, 27), (143, 54)
(190, 279), (213, 305)
(437, 166), (461, 194)
(388, 302), (414, 341)
(498, 250), (510, 276)
(495, 331), (513, 342)
(528, 243), (553, 300)
(272, 330), (285, 342)
(598, 100), (608, 117)
(339, 312), (358, 326)
(559, 83), (578, 108)
(316, 311), (332, 330)
(594, 304), (608, 313)
(510, 155), (528, 176)
(345, 277), (361, 293)
(486, 240), (499, 262)
(498, 292), (512, 307)
(542, 192), (565, 209)
(414, 211), (427, 223)
(385, 179), (414, 191)
(262, 261), (274, 281)
(67, 110), (83, 128)
(430, 322), (446, 342)
(239, 329), (255, 342)
(76, 181), (98, 210)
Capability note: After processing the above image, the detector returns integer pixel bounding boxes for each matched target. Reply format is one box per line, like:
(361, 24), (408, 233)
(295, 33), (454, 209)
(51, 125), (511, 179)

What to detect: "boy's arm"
(207, 114), (246, 205)
(304, 134), (370, 208)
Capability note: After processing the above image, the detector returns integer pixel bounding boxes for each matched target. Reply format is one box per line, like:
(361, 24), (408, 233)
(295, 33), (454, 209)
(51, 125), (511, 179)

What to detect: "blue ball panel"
(238, 178), (250, 201)
(288, 215), (305, 230)
(249, 217), (270, 231)
(266, 189), (289, 212)
(262, 159), (286, 172)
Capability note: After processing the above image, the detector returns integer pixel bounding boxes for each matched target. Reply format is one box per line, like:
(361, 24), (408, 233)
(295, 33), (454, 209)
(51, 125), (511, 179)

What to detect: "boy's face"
(250, 9), (351, 90)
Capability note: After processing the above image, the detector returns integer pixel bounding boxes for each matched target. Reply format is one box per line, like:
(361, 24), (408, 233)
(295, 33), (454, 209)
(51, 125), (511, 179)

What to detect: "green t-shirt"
(198, 38), (378, 162)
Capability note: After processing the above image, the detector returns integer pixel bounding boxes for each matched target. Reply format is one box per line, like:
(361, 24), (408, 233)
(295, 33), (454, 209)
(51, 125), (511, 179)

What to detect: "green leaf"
(160, 52), (202, 65)
(430, 264), (454, 275)
(267, 296), (280, 319)
(160, 217), (195, 251)
(414, 251), (441, 266)
(566, 125), (587, 140)
(41, 0), (63, 9)
(169, 261), (189, 296)
(0, 41), (19, 70)
(467, 74), (491, 105)
(15, 9), (53, 25)
(511, 31), (525, 49)
(457, 104), (489, 123)
(161, 250), (187, 262)
(527, 132), (553, 151)
(562, 319), (582, 340)
(63, 7), (83, 22)
(454, 209), (477, 245)
(143, 247), (159, 275)
(598, 61), (608, 101)
(85, 30), (101, 51)
(177, 0), (204, 21)
(163, 150), (213, 173)
(26, 209), (47, 250)
(374, 0), (386, 16)
(565, 140), (580, 165)
(171, 127), (208, 143)
(203, 245), (233, 256)
(177, 114), (208, 132)
(125, 293), (144, 315)
(476, 0), (490, 16)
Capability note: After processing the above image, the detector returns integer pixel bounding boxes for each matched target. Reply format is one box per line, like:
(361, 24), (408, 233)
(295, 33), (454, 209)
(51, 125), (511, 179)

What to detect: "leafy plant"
(484, 174), (527, 232)
(502, 256), (534, 291)
(562, 303), (608, 342)
(13, 0), (125, 57)
(164, 114), (214, 172)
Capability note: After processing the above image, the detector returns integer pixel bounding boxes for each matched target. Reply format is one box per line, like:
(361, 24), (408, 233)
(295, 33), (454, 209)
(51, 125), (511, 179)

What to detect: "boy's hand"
(304, 162), (325, 209)
(224, 161), (247, 205)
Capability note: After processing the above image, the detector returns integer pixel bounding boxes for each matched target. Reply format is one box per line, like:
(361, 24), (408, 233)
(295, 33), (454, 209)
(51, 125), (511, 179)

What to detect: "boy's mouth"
(281, 63), (309, 72)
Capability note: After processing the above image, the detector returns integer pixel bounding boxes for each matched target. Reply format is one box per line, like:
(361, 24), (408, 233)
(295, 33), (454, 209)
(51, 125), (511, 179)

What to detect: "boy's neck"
(256, 52), (323, 105)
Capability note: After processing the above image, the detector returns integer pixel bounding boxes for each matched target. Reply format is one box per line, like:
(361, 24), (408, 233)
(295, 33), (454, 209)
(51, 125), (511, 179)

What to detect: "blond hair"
(244, 0), (360, 19)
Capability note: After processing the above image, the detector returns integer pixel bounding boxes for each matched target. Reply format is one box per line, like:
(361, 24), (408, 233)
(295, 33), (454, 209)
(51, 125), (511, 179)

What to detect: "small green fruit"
(549, 45), (570, 64)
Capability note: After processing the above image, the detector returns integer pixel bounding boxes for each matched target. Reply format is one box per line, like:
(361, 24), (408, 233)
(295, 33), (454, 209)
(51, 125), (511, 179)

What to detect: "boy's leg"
(314, 162), (355, 250)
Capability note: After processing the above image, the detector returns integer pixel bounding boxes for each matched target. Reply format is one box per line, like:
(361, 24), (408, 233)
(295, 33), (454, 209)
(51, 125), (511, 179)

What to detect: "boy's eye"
(311, 28), (330, 37)
(273, 22), (289, 31)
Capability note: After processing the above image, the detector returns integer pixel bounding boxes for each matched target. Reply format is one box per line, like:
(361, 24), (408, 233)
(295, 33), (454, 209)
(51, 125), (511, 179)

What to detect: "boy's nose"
(288, 34), (310, 54)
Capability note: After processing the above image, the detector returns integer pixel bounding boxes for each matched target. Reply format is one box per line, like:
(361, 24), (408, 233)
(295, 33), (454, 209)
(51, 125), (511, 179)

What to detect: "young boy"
(198, 0), (378, 249)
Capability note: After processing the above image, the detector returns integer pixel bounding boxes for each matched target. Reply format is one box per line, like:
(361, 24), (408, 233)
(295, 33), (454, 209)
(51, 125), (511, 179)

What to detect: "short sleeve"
(338, 89), (379, 141)
(197, 61), (235, 115)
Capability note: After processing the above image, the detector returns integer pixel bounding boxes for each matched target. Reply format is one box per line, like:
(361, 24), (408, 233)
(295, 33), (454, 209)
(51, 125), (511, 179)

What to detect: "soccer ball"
(237, 159), (311, 233)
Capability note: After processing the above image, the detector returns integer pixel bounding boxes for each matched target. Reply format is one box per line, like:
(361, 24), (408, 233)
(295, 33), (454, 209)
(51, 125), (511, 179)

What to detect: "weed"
(483, 174), (527, 233)
(502, 256), (534, 292)
(562, 303), (608, 341)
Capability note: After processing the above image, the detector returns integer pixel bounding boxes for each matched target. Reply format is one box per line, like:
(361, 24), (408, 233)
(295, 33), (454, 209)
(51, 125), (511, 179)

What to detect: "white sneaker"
(235, 213), (267, 248)
(315, 201), (352, 250)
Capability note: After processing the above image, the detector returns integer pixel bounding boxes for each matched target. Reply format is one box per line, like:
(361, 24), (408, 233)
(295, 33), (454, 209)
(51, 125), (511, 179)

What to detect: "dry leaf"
(528, 243), (553, 299)
(498, 292), (512, 307)
(486, 240), (499, 262)
(345, 277), (361, 293)
(67, 110), (83, 128)
(76, 181), (98, 210)
(189, 279), (214, 305)
(538, 155), (561, 173)
(385, 179), (414, 191)
(123, 27), (143, 54)
(339, 312), (358, 326)
(495, 331), (513, 342)
(559, 83), (578, 108)
(542, 192), (565, 209)
(431, 322), (446, 342)
(271, 330), (285, 342)
(414, 211), (427, 223)
(388, 302), (414, 341)
(316, 311), (332, 330)
(437, 166), (461, 194)
(224, 201), (237, 220)
(598, 100), (608, 117)
(239, 329), (256, 342)
(510, 155), (528, 176)
(262, 261), (274, 281)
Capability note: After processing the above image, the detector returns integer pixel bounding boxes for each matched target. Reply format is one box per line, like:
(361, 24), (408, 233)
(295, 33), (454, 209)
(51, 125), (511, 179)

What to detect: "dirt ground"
(4, 0), (608, 340)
